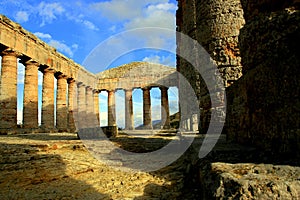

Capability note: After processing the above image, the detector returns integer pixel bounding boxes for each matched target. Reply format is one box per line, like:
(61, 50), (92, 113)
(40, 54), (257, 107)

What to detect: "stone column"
(41, 68), (55, 131)
(93, 90), (100, 127)
(68, 79), (76, 132)
(77, 83), (86, 129)
(86, 87), (94, 128)
(160, 86), (170, 129)
(143, 87), (152, 129)
(22, 60), (39, 130)
(0, 50), (18, 131)
(125, 89), (134, 130)
(107, 90), (116, 126)
(56, 74), (68, 132)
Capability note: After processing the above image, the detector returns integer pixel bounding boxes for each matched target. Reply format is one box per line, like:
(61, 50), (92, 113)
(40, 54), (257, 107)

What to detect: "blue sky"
(0, 0), (179, 128)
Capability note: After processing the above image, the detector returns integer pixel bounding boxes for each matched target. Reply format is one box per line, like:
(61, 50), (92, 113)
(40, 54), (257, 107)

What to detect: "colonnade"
(0, 50), (99, 133)
(104, 86), (171, 130)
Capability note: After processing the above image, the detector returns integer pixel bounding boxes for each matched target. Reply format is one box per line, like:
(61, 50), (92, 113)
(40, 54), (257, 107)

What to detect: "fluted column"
(22, 60), (39, 129)
(107, 90), (116, 126)
(143, 87), (152, 129)
(160, 86), (170, 129)
(86, 87), (94, 128)
(0, 50), (18, 131)
(56, 74), (68, 132)
(41, 68), (55, 130)
(125, 89), (134, 130)
(77, 83), (86, 129)
(68, 79), (77, 132)
(93, 90), (100, 127)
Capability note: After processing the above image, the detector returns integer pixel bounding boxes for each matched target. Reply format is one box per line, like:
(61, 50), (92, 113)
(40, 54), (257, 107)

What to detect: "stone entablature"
(97, 62), (177, 91)
(0, 15), (96, 86)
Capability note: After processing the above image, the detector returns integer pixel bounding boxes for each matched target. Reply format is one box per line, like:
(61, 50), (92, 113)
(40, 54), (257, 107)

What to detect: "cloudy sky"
(0, 0), (177, 66)
(0, 0), (179, 128)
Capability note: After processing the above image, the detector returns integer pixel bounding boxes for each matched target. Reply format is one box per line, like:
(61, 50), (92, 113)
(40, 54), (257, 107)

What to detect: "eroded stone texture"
(143, 87), (152, 129)
(86, 87), (94, 128)
(160, 86), (170, 129)
(67, 79), (77, 132)
(226, 1), (300, 154)
(93, 90), (100, 127)
(56, 74), (68, 132)
(77, 83), (87, 129)
(0, 50), (18, 132)
(125, 89), (134, 130)
(41, 68), (55, 131)
(176, 0), (245, 133)
(107, 90), (116, 126)
(22, 60), (39, 130)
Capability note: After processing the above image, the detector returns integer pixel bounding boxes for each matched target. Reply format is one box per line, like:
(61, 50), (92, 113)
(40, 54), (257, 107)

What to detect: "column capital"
(1, 49), (21, 57)
(67, 78), (76, 84)
(142, 86), (151, 91)
(20, 59), (40, 67)
(159, 86), (169, 91)
(40, 67), (55, 74)
(55, 72), (68, 79)
(93, 89), (99, 94)
(77, 82), (85, 87)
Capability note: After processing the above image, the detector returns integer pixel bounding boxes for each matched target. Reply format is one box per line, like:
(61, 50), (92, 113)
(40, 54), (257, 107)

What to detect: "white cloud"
(92, 0), (169, 21)
(66, 13), (99, 31)
(143, 55), (175, 66)
(34, 32), (77, 57)
(48, 40), (74, 57)
(37, 2), (65, 26)
(34, 32), (52, 39)
(15, 11), (29, 23)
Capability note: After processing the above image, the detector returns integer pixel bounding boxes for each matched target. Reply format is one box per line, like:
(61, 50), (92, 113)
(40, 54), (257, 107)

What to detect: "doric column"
(0, 50), (18, 130)
(160, 86), (170, 129)
(77, 83), (86, 129)
(86, 87), (94, 128)
(22, 60), (39, 129)
(143, 87), (152, 129)
(56, 74), (68, 132)
(68, 79), (77, 132)
(125, 89), (134, 130)
(93, 90), (100, 127)
(41, 68), (55, 130)
(107, 90), (116, 126)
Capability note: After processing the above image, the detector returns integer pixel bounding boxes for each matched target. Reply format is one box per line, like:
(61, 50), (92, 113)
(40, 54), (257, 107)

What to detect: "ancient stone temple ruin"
(0, 0), (299, 198)
(0, 15), (178, 134)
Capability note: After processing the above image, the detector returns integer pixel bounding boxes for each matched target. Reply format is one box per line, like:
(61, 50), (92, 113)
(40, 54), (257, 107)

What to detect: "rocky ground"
(0, 132), (299, 200)
(0, 132), (201, 200)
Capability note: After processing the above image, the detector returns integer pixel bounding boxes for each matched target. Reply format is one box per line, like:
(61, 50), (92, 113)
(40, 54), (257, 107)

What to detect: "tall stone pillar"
(77, 83), (86, 129)
(143, 87), (152, 129)
(0, 50), (18, 131)
(41, 68), (55, 130)
(86, 87), (94, 128)
(125, 89), (134, 130)
(160, 86), (170, 129)
(67, 79), (77, 132)
(93, 90), (100, 127)
(107, 90), (116, 126)
(22, 60), (39, 130)
(56, 74), (68, 132)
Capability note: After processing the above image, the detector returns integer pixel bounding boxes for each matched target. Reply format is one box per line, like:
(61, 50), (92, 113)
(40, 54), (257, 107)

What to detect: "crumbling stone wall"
(176, 0), (245, 132)
(226, 0), (300, 154)
(177, 0), (300, 155)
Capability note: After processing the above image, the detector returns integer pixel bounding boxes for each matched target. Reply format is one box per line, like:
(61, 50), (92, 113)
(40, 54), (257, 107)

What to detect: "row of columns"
(0, 50), (172, 132)
(106, 86), (170, 130)
(0, 50), (99, 133)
